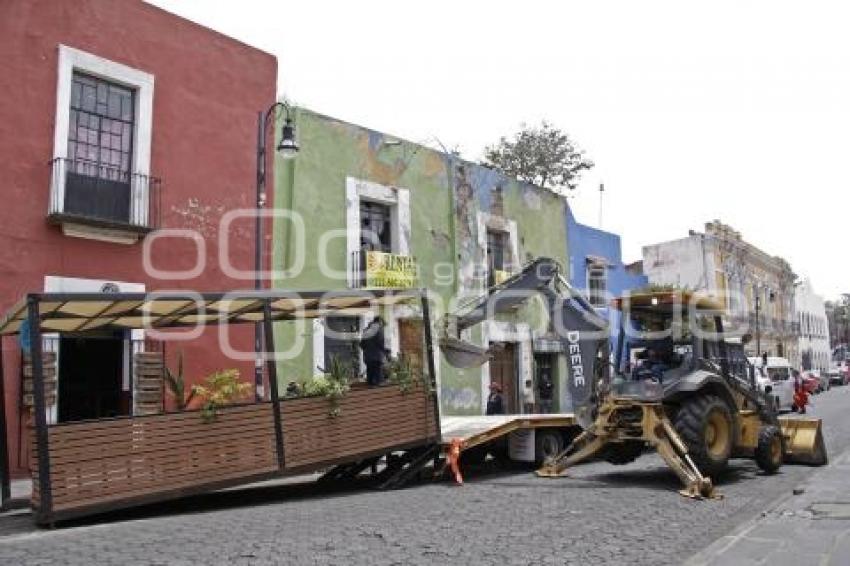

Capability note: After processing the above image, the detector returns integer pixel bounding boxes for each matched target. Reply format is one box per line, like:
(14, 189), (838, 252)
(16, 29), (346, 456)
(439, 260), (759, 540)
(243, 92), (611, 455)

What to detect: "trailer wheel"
(602, 440), (645, 465)
(459, 445), (488, 466)
(754, 426), (783, 473)
(674, 394), (734, 477)
(535, 429), (564, 465)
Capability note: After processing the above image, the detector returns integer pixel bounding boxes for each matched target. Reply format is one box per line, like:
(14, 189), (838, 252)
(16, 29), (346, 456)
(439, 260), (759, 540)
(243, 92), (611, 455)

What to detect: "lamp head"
(277, 118), (299, 158)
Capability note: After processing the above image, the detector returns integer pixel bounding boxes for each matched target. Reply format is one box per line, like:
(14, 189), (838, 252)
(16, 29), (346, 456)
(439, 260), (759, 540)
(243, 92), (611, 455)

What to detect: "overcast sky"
(151, 0), (849, 300)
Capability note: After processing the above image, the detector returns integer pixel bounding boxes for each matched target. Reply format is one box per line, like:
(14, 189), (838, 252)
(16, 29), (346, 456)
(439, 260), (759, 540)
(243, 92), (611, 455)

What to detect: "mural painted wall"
(272, 109), (572, 415)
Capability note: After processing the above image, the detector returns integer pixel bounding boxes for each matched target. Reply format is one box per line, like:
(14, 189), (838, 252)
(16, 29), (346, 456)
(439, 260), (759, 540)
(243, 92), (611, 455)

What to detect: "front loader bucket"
(440, 337), (490, 368)
(779, 417), (828, 466)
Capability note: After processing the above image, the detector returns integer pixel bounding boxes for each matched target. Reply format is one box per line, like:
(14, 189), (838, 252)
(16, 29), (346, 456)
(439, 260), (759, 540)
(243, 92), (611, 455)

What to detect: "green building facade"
(272, 109), (573, 416)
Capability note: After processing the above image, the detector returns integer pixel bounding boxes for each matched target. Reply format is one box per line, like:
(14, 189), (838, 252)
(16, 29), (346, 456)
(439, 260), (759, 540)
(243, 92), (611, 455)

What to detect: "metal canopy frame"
(0, 288), (441, 524)
(0, 289), (421, 336)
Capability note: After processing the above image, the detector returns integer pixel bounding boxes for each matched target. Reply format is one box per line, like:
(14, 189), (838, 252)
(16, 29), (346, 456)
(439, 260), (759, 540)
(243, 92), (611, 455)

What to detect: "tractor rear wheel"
(674, 394), (734, 477)
(754, 425), (783, 473)
(602, 440), (645, 465)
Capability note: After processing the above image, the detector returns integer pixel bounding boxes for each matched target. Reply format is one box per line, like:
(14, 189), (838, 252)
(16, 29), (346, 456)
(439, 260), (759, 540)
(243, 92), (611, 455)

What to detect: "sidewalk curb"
(1, 498), (30, 512)
(685, 446), (850, 565)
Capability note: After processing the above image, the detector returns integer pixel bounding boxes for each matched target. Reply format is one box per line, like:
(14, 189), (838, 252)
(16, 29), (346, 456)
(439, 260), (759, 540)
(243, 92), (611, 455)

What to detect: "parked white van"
(748, 356), (795, 412)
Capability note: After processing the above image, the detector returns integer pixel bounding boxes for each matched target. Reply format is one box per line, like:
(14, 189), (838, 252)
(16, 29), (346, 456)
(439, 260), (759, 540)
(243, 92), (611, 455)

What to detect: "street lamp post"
(753, 284), (776, 359)
(755, 293), (761, 357)
(254, 102), (299, 401)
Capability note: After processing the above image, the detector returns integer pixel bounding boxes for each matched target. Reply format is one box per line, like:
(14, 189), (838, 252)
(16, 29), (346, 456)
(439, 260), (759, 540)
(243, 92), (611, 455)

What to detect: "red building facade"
(0, 0), (277, 475)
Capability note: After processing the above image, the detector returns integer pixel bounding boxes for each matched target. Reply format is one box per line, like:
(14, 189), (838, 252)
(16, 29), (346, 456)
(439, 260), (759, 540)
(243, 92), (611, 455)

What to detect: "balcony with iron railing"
(48, 158), (161, 236)
(350, 250), (418, 289)
(736, 312), (800, 336)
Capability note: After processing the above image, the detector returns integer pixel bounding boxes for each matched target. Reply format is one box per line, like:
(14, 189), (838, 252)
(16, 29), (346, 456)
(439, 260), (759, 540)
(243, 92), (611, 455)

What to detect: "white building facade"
(795, 279), (831, 373)
(642, 221), (798, 363)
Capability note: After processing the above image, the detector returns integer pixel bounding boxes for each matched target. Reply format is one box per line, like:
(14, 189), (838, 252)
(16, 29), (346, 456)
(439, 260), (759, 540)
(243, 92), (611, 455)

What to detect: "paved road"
(1, 386), (849, 565)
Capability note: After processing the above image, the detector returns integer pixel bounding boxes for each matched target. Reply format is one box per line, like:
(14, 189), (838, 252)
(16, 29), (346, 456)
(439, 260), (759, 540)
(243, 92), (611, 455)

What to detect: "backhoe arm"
(440, 257), (609, 427)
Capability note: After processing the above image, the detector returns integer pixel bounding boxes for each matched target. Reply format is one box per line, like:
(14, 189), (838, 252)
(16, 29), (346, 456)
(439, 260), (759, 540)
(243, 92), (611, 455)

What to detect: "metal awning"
(0, 289), (421, 336)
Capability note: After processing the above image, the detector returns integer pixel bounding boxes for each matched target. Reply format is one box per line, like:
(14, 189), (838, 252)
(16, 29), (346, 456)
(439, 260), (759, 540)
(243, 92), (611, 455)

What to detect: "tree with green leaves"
(483, 121), (594, 195)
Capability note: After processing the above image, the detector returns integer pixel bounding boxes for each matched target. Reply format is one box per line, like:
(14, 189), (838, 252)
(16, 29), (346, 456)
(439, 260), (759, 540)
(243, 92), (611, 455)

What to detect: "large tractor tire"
(674, 394), (734, 477)
(754, 425), (783, 473)
(602, 440), (645, 465)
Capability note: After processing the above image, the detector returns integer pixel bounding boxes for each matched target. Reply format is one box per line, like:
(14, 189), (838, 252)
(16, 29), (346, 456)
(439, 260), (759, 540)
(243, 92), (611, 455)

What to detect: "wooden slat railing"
(31, 383), (438, 521)
(37, 403), (276, 513)
(281, 384), (437, 470)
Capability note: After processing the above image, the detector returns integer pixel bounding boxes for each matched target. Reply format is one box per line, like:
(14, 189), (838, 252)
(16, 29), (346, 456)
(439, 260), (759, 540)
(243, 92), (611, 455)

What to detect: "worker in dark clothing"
(485, 382), (505, 415)
(360, 317), (388, 387)
(537, 369), (555, 414)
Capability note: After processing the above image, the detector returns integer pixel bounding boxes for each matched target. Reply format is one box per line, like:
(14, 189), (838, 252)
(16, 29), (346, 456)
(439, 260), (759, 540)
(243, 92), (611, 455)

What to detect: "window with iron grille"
(65, 72), (135, 222)
(487, 229), (508, 272)
(323, 316), (361, 372)
(587, 264), (608, 307)
(360, 201), (392, 252)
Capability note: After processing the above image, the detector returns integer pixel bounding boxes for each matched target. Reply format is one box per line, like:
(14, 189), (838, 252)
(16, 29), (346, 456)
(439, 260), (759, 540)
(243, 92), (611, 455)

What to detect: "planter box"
(30, 383), (438, 523)
(32, 403), (277, 518)
(281, 384), (438, 471)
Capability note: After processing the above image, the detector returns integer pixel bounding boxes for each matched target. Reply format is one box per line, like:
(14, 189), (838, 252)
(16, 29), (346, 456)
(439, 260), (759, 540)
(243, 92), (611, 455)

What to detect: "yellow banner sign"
(365, 251), (417, 288)
(493, 270), (511, 285)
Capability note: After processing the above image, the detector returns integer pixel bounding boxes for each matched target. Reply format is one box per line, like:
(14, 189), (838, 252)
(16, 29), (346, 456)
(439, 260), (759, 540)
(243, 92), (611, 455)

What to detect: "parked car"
(827, 365), (848, 386)
(749, 356), (795, 411)
(806, 369), (830, 393)
(801, 371), (821, 394)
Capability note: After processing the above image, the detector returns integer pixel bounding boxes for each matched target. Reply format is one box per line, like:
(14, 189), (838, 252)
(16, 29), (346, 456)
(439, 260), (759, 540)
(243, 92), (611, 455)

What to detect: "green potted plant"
(305, 356), (354, 417)
(163, 351), (197, 411)
(387, 353), (434, 397)
(191, 369), (252, 422)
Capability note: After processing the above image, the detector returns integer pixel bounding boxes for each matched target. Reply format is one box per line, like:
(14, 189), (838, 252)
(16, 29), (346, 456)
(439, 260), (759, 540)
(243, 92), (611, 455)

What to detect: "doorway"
(58, 331), (128, 422)
(489, 342), (518, 413)
(398, 319), (424, 371)
(534, 353), (556, 413)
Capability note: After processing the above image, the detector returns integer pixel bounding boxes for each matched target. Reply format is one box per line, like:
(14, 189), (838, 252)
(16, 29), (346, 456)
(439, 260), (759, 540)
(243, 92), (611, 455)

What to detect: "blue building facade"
(565, 206), (648, 345)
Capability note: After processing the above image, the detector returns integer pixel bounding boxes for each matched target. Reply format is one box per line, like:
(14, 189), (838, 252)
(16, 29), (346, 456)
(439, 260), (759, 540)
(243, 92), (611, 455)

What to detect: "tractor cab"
(606, 290), (737, 401)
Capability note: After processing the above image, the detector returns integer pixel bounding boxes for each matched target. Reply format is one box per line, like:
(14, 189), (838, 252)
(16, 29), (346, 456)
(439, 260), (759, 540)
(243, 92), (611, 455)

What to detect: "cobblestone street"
(1, 386), (848, 565)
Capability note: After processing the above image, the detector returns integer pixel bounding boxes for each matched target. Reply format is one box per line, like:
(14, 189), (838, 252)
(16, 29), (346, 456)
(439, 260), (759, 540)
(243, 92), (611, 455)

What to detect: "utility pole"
(598, 182), (604, 229)
(755, 293), (761, 357)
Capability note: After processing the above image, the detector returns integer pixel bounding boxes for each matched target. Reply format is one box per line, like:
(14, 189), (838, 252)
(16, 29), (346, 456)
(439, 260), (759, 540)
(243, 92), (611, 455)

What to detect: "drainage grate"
(809, 502), (850, 519)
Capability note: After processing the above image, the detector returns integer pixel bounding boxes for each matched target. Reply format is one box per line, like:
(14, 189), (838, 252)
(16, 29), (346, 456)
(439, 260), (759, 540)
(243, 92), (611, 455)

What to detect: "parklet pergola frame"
(0, 288), (441, 525)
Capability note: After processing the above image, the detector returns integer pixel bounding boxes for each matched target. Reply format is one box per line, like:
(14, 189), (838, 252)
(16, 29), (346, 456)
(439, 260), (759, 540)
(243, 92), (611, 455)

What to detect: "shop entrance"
(490, 342), (518, 413)
(58, 331), (127, 422)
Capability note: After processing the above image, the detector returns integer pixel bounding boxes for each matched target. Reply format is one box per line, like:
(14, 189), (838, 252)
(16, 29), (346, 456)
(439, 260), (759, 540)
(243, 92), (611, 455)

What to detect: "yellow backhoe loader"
(440, 258), (827, 498)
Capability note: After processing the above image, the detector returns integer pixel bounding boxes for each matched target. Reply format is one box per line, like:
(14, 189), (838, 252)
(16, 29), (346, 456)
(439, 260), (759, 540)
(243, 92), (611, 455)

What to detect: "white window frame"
(476, 212), (519, 290)
(51, 45), (155, 226)
(345, 177), (411, 287)
(312, 315), (371, 377)
(586, 263), (608, 308)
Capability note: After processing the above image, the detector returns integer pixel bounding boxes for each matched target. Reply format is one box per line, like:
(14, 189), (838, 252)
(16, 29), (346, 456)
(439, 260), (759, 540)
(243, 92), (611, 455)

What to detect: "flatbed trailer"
(441, 414), (579, 466)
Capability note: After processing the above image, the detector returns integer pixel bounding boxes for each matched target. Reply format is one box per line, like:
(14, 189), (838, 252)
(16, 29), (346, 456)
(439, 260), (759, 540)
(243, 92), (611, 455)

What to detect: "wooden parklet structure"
(0, 289), (440, 525)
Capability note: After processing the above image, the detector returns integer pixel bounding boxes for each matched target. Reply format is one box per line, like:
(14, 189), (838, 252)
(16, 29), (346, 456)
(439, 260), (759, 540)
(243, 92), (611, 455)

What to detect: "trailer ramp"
(440, 414), (577, 452)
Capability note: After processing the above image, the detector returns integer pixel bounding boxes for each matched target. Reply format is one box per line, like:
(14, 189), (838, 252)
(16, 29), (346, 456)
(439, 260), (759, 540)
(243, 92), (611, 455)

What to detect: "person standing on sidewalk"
(486, 382), (505, 415)
(792, 368), (809, 414)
